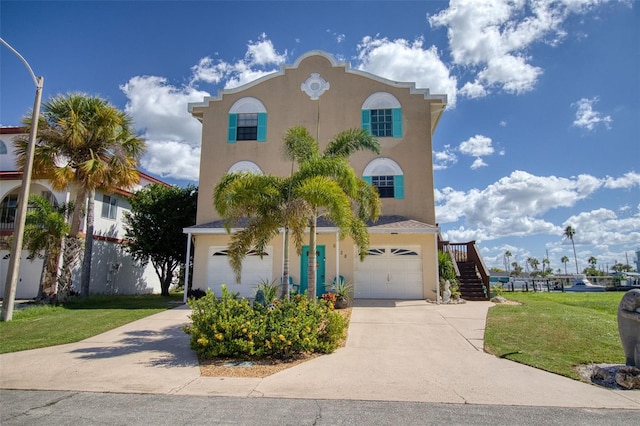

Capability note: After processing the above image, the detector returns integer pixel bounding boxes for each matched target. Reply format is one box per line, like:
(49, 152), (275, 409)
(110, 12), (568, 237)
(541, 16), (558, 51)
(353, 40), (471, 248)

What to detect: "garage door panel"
(207, 246), (272, 299)
(355, 246), (423, 299)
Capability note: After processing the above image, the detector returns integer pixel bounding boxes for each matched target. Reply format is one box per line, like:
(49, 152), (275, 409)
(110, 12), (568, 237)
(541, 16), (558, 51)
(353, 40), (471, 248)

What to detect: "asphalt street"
(1, 390), (639, 425)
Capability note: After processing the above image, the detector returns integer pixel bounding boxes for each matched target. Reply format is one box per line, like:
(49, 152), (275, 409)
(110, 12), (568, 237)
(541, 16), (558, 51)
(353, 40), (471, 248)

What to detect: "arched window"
(361, 92), (402, 138)
(228, 97), (267, 143)
(362, 158), (404, 199)
(0, 140), (7, 155)
(227, 161), (263, 174)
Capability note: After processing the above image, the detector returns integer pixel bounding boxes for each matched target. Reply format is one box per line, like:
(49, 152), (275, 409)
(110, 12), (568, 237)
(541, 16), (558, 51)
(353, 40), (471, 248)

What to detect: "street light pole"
(1, 37), (44, 321)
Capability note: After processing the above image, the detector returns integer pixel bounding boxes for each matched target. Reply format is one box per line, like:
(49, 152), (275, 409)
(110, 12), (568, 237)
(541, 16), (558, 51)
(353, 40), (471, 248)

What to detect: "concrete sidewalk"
(1, 301), (639, 408)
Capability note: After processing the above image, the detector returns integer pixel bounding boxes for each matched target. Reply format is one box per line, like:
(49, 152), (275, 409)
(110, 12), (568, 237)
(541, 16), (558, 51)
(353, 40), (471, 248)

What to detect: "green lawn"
(484, 291), (626, 380)
(0, 293), (183, 354)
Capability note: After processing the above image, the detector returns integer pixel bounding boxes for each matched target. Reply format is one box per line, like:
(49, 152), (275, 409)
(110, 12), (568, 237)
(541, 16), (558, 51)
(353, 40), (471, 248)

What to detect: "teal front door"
(300, 245), (326, 296)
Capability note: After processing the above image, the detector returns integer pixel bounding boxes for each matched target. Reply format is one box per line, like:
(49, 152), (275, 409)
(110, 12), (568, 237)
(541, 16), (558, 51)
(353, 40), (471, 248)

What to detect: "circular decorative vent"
(301, 73), (330, 100)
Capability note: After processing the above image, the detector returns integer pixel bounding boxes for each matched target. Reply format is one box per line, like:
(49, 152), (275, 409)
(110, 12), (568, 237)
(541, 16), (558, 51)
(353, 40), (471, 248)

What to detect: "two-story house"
(1, 127), (166, 298)
(185, 51), (456, 301)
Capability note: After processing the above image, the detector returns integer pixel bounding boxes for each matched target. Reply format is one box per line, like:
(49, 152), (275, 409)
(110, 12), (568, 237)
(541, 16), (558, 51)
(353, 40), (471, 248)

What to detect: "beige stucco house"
(185, 51), (449, 300)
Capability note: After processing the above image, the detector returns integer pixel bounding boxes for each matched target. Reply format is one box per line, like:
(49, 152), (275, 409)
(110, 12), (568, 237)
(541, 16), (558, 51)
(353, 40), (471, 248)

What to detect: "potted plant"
(334, 280), (353, 309)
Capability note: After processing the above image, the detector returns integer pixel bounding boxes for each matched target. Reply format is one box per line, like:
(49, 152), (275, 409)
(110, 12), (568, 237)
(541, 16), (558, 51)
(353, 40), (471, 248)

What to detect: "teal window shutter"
(361, 110), (371, 133)
(362, 176), (372, 184)
(394, 175), (404, 199)
(257, 112), (267, 142)
(392, 108), (402, 138)
(228, 114), (237, 143)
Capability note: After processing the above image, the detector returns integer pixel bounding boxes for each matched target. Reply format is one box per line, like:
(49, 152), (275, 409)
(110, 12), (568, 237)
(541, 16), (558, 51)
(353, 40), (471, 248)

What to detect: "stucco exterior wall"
(193, 53), (441, 226)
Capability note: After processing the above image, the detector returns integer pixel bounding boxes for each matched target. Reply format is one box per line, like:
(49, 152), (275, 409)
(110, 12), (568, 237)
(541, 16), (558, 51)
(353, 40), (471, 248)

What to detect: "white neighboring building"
(1, 127), (166, 299)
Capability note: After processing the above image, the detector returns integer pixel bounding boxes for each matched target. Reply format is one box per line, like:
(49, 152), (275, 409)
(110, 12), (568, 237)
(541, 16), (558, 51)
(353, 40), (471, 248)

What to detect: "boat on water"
(565, 276), (606, 292)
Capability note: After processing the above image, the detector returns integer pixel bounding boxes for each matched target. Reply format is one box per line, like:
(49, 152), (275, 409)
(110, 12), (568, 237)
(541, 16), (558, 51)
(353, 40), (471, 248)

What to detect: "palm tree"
(511, 261), (523, 277)
(22, 194), (71, 300)
(214, 172), (307, 299)
(214, 126), (380, 301)
(15, 93), (144, 301)
(564, 225), (579, 275)
(588, 256), (597, 268)
(542, 257), (550, 276)
(561, 256), (570, 275)
(283, 126), (380, 300)
(527, 257), (539, 275)
(504, 250), (512, 274)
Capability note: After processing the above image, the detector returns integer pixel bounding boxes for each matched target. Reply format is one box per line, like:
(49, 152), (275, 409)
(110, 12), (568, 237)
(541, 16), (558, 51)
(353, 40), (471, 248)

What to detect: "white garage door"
(355, 246), (423, 299)
(207, 246), (273, 299)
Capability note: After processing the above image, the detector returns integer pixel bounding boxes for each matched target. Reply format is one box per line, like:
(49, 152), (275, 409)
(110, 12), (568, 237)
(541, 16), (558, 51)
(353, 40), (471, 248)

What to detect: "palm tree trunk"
(57, 235), (81, 304)
(80, 188), (95, 298)
(36, 251), (47, 302)
(280, 227), (291, 300)
(43, 246), (61, 298)
(57, 189), (87, 304)
(571, 240), (579, 275)
(307, 212), (317, 301)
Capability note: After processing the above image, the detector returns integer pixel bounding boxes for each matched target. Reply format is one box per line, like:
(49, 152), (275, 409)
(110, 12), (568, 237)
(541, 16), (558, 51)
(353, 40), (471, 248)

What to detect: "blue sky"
(1, 0), (639, 272)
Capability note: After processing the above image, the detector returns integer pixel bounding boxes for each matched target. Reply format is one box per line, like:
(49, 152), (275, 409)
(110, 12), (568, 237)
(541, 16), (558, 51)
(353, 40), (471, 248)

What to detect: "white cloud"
(458, 134), (494, 169)
(470, 158), (488, 170)
(572, 97), (613, 131)
(190, 56), (230, 84)
(356, 36), (458, 108)
(437, 169), (640, 261)
(121, 34), (288, 182)
(499, 120), (507, 127)
(478, 55), (542, 94)
(189, 33), (287, 88)
(245, 33), (288, 65)
(459, 80), (488, 98)
(459, 134), (494, 157)
(327, 29), (346, 44)
(563, 208), (640, 246)
(603, 172), (640, 189)
(429, 0), (605, 97)
(436, 170), (611, 239)
(120, 76), (207, 181)
(141, 141), (201, 181)
(433, 144), (458, 170)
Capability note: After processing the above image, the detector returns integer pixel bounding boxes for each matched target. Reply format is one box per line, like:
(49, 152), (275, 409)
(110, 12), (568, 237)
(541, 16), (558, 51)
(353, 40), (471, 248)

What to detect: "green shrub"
(184, 286), (346, 359)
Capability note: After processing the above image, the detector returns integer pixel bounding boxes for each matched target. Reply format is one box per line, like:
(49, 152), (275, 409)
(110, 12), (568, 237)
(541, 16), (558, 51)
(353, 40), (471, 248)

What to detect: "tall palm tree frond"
(283, 125), (318, 163)
(324, 128), (381, 158)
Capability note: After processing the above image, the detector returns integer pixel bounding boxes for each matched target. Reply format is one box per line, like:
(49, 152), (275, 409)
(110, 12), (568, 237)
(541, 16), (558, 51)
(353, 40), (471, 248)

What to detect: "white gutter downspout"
(182, 232), (192, 304)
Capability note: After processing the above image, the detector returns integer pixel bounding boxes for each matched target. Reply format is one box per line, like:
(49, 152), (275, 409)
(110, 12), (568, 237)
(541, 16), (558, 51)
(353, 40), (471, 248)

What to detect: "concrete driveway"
(1, 301), (639, 408)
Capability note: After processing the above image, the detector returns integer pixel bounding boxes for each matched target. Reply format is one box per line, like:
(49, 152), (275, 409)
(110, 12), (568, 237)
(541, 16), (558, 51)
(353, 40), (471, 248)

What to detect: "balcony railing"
(439, 239), (491, 299)
(0, 206), (37, 231)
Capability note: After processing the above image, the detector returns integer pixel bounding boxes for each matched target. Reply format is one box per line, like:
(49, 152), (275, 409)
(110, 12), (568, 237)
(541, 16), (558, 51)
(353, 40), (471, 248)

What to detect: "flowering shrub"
(184, 286), (346, 359)
(321, 292), (337, 308)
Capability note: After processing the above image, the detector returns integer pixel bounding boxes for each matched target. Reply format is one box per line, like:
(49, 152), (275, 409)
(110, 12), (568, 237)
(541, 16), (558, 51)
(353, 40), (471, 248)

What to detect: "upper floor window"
(363, 158), (404, 199)
(0, 194), (18, 227)
(371, 175), (395, 198)
(361, 93), (402, 138)
(370, 109), (393, 137)
(0, 140), (7, 155)
(101, 195), (117, 220)
(228, 97), (267, 143)
(236, 113), (258, 141)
